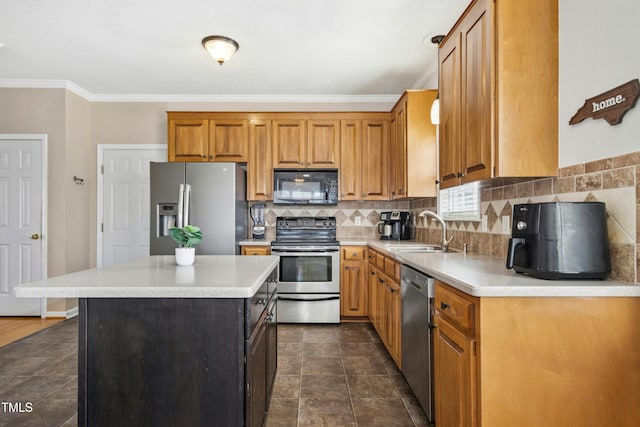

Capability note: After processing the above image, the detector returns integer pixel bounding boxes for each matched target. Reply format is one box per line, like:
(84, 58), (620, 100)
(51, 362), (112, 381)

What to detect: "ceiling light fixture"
(202, 35), (239, 65)
(430, 35), (445, 126)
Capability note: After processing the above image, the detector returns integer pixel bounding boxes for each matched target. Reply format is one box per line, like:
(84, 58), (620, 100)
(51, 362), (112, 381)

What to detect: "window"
(438, 181), (481, 221)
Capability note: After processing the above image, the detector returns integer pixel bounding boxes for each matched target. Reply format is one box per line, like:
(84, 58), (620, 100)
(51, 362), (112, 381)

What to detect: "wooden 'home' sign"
(569, 79), (639, 126)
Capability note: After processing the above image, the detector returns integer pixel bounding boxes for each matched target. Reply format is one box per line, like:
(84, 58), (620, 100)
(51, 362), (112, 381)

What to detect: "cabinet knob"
(399, 189), (404, 194)
(344, 266), (349, 270)
(209, 155), (213, 159)
(363, 193), (368, 197)
(257, 299), (267, 306)
(440, 302), (449, 310)
(299, 161), (305, 165)
(341, 193), (345, 197)
(435, 179), (440, 185)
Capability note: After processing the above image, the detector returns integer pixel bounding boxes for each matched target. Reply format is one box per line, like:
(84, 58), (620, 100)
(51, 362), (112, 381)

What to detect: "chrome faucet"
(419, 210), (453, 252)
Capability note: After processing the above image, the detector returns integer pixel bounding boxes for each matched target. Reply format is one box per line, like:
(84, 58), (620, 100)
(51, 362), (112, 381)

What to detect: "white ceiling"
(0, 0), (468, 102)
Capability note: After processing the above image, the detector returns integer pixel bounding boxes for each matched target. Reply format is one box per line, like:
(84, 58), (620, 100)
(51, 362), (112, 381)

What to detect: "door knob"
(30, 234), (40, 240)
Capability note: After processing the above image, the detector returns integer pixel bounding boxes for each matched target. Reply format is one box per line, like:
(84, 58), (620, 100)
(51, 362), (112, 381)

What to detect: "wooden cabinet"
(339, 120), (362, 200)
(272, 119), (340, 169)
(248, 120), (273, 201)
(438, 0), (558, 189)
(340, 246), (368, 318)
(272, 120), (306, 168)
(307, 119), (340, 168)
(361, 120), (389, 200)
(209, 120), (248, 162)
(390, 90), (438, 198)
(168, 119), (209, 162)
(433, 281), (479, 427)
(367, 248), (402, 368)
(168, 116), (248, 163)
(241, 245), (271, 256)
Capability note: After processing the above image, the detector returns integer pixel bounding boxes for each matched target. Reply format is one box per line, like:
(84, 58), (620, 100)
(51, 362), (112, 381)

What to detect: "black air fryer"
(506, 202), (611, 279)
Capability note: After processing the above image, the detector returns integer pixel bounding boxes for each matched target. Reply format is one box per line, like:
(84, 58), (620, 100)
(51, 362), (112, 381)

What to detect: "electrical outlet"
(481, 215), (488, 232)
(354, 216), (362, 225)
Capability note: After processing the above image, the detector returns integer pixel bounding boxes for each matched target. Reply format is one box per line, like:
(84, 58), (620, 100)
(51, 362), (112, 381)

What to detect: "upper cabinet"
(361, 120), (389, 200)
(168, 119), (209, 162)
(248, 120), (273, 201)
(272, 119), (340, 169)
(168, 114), (248, 163)
(390, 90), (438, 199)
(438, 0), (558, 189)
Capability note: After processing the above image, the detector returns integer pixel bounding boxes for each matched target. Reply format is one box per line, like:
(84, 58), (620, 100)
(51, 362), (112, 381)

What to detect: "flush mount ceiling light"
(202, 35), (239, 65)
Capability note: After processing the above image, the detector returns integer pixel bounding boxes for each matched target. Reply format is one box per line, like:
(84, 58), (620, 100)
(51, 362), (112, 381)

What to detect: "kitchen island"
(15, 255), (280, 427)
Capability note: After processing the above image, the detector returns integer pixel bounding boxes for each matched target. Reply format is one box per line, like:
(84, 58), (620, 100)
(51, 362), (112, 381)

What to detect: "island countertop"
(14, 255), (280, 299)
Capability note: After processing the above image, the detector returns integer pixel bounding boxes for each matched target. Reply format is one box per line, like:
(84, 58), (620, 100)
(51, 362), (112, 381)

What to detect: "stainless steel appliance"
(273, 169), (339, 205)
(401, 265), (435, 423)
(250, 203), (266, 240)
(150, 162), (246, 255)
(270, 217), (340, 323)
(506, 202), (611, 279)
(377, 211), (411, 240)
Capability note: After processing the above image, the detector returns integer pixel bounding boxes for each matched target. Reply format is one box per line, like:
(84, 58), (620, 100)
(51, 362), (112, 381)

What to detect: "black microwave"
(273, 169), (339, 205)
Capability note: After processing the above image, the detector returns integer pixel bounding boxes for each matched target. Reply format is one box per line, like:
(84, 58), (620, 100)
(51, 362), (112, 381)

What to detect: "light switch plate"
(502, 216), (511, 234)
(481, 215), (488, 232)
(354, 216), (362, 225)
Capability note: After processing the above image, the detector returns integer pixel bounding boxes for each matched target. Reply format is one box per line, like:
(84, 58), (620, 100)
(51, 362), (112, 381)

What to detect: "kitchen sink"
(384, 244), (444, 254)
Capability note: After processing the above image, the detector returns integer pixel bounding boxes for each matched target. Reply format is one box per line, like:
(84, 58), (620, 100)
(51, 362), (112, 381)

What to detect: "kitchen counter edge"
(347, 240), (640, 298)
(14, 255), (280, 299)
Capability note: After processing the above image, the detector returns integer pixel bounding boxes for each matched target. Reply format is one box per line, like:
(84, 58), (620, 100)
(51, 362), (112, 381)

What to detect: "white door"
(0, 135), (46, 316)
(99, 146), (166, 266)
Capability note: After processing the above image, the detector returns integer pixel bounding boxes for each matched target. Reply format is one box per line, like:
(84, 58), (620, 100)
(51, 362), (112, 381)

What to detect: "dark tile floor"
(0, 319), (429, 427)
(267, 323), (430, 426)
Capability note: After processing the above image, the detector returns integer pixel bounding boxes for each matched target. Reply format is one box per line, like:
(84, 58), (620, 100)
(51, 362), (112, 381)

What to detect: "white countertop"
(14, 255), (280, 299)
(363, 240), (640, 298)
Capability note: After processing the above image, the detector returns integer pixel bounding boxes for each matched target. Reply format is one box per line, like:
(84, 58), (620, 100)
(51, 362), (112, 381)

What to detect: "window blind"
(439, 181), (481, 221)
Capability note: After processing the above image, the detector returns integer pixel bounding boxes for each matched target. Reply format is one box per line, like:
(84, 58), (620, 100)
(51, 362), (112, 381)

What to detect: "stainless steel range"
(270, 217), (340, 323)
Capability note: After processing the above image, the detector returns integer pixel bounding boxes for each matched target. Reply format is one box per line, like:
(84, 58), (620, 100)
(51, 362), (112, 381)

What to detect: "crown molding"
(0, 79), (399, 106)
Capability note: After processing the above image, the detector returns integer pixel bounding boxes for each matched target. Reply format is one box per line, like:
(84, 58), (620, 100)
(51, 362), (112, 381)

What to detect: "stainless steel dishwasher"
(401, 265), (435, 424)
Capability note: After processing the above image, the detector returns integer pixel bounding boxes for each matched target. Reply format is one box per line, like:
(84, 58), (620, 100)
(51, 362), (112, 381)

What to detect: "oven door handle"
(271, 248), (340, 253)
(278, 296), (341, 302)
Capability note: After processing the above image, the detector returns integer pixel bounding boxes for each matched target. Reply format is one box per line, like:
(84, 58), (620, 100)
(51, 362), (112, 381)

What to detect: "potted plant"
(170, 225), (203, 266)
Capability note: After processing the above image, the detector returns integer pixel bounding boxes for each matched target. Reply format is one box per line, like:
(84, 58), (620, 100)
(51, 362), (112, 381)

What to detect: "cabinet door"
(339, 120), (362, 200)
(209, 120), (248, 162)
(168, 119), (209, 162)
(439, 34), (462, 189)
(246, 317), (268, 427)
(248, 120), (273, 201)
(340, 260), (367, 317)
(368, 266), (379, 330)
(266, 299), (277, 398)
(361, 120), (389, 200)
(272, 120), (305, 168)
(391, 101), (407, 199)
(307, 120), (340, 168)
(434, 314), (477, 427)
(389, 279), (402, 368)
(460, 0), (492, 184)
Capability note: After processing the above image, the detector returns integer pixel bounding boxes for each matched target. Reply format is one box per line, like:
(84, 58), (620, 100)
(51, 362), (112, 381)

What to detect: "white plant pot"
(175, 247), (195, 266)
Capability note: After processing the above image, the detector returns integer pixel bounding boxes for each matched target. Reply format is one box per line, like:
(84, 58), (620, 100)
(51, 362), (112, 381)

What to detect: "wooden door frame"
(0, 134), (48, 317)
(96, 144), (167, 267)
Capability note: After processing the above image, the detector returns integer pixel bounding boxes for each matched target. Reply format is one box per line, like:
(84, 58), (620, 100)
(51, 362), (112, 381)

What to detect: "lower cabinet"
(367, 248), (402, 368)
(340, 246), (368, 318)
(433, 281), (479, 427)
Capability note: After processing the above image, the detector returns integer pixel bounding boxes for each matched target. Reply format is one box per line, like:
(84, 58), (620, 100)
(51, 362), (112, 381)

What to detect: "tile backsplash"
(249, 150), (640, 284)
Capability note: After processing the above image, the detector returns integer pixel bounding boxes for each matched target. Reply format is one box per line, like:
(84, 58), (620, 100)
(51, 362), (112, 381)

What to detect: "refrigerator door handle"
(177, 184), (184, 228)
(184, 184), (191, 226)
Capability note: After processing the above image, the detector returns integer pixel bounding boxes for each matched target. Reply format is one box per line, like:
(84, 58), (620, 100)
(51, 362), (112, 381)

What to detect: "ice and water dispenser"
(157, 203), (178, 237)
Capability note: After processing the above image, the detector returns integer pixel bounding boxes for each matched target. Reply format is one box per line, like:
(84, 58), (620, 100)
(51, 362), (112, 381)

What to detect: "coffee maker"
(250, 203), (266, 240)
(377, 211), (411, 240)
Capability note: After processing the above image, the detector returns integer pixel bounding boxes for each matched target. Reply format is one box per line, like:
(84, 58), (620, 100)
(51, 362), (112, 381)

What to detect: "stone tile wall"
(248, 151), (639, 283)
(410, 150), (640, 283)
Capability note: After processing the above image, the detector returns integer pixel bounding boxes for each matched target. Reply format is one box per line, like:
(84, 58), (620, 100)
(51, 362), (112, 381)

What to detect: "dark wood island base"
(78, 279), (277, 426)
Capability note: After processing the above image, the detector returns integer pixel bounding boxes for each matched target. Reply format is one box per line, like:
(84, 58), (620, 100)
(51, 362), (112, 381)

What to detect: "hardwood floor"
(0, 317), (65, 348)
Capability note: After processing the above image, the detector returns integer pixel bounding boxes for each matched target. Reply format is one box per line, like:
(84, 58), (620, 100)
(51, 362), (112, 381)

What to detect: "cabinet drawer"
(242, 246), (271, 256)
(342, 246), (366, 261)
(383, 257), (400, 281)
(367, 249), (378, 264)
(375, 252), (385, 269)
(434, 282), (477, 333)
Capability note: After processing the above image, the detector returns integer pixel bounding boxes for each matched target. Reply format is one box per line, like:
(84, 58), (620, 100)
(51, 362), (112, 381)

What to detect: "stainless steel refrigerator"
(150, 162), (247, 255)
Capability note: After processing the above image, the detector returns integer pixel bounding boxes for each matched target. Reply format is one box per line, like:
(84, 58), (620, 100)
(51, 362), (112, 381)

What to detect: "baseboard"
(46, 306), (79, 319)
